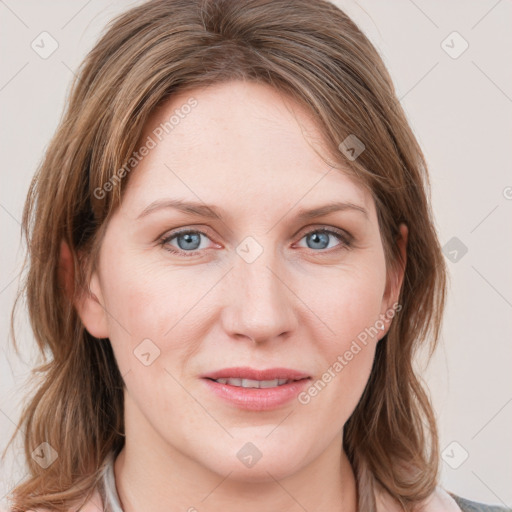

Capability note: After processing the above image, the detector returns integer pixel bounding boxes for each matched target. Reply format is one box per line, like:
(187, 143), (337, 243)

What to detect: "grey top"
(449, 494), (512, 512)
(98, 451), (511, 512)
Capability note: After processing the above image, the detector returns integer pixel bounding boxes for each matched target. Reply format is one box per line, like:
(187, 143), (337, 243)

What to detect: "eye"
(160, 229), (214, 256)
(296, 227), (352, 252)
(160, 226), (352, 257)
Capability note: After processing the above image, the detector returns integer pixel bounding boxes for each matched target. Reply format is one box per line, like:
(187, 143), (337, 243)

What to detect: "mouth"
(205, 377), (305, 388)
(201, 367), (311, 411)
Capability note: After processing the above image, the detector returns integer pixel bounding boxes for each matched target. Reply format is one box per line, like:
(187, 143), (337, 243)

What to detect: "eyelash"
(159, 226), (352, 257)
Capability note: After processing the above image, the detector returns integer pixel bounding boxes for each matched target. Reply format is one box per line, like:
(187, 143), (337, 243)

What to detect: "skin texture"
(72, 80), (409, 512)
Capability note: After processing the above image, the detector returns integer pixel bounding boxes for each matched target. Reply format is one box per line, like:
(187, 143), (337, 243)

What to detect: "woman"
(3, 1), (509, 511)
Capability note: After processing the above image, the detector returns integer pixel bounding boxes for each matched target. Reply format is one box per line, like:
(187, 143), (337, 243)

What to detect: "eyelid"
(296, 224), (353, 243)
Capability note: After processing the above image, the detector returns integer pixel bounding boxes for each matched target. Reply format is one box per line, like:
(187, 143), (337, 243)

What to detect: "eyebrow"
(136, 198), (368, 221)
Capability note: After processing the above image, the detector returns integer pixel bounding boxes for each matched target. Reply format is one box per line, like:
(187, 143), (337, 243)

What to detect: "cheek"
(294, 257), (388, 345)
(99, 254), (221, 383)
(293, 261), (385, 416)
(103, 251), (200, 327)
(299, 311), (379, 425)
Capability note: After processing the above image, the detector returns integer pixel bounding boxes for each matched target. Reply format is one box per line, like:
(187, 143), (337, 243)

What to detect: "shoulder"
(448, 492), (512, 512)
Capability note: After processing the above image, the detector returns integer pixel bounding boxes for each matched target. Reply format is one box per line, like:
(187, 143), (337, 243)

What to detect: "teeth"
(214, 378), (292, 388)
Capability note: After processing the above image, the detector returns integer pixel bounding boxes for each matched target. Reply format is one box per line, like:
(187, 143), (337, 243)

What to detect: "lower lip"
(202, 378), (311, 411)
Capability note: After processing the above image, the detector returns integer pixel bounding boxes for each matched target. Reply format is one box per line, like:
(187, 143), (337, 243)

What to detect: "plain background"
(1, 0), (511, 509)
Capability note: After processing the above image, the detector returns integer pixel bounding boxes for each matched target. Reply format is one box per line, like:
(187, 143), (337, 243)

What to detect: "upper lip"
(201, 367), (311, 381)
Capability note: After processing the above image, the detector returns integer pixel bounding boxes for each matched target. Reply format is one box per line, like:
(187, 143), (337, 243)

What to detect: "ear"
(379, 223), (408, 337)
(59, 240), (109, 339)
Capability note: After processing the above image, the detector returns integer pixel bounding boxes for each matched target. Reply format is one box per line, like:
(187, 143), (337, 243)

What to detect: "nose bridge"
(221, 242), (297, 342)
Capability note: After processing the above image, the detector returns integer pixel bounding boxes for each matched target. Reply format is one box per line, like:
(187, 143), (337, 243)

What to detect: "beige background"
(1, 0), (511, 508)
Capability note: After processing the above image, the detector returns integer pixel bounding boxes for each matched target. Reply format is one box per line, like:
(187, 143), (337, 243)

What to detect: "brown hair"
(3, 0), (447, 510)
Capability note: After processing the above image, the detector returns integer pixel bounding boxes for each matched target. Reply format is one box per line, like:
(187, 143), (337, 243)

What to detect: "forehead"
(121, 80), (374, 219)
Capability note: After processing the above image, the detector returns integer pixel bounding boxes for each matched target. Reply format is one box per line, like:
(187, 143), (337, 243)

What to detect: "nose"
(220, 249), (298, 344)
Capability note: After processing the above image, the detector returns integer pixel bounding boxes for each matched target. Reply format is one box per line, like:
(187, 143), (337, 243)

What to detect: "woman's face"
(78, 80), (406, 481)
